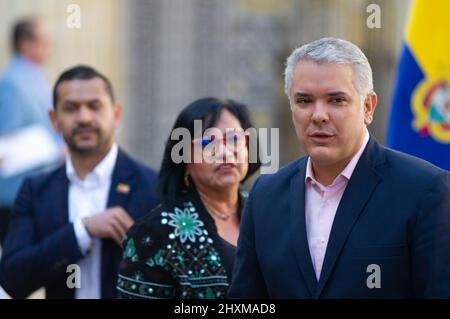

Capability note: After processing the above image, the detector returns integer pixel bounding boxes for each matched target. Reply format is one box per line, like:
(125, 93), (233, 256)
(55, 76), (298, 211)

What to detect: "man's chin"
(71, 143), (101, 155)
(307, 147), (338, 165)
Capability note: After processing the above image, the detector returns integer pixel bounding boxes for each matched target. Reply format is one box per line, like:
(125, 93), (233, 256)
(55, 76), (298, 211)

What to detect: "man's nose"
(77, 105), (93, 123)
(311, 101), (329, 124)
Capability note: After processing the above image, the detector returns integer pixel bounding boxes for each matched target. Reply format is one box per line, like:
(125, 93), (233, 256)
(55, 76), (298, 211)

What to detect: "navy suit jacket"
(0, 149), (158, 299)
(229, 137), (450, 298)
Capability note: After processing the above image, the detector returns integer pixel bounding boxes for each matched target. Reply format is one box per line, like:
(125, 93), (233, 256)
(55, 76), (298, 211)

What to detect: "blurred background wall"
(0, 0), (410, 169)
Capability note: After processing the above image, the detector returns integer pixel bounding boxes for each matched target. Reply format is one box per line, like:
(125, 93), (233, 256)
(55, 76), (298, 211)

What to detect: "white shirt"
(67, 143), (118, 299)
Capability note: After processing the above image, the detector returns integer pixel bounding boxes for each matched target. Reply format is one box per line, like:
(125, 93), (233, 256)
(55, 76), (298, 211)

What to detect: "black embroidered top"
(117, 189), (247, 299)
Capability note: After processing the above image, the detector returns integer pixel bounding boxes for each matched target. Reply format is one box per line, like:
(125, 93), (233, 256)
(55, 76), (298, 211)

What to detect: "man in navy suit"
(229, 38), (450, 298)
(0, 66), (158, 298)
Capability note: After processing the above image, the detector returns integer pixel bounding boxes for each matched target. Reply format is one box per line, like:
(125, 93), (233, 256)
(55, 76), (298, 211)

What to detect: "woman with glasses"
(117, 97), (260, 299)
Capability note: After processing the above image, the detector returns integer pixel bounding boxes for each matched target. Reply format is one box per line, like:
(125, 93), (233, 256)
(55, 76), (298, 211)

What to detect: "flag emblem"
(412, 77), (450, 142)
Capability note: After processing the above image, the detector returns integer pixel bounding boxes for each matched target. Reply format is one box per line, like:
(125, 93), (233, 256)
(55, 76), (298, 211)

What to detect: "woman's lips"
(216, 163), (236, 172)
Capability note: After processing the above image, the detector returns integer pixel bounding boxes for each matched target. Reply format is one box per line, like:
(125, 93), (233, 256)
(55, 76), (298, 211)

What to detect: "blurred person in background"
(117, 98), (260, 299)
(0, 65), (158, 299)
(0, 17), (62, 246)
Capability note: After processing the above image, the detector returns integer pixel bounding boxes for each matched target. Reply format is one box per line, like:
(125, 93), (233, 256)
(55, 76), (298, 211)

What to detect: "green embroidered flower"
(167, 207), (204, 243)
(146, 258), (155, 267)
(146, 249), (166, 267)
(176, 251), (185, 266)
(206, 251), (221, 267)
(141, 235), (153, 246)
(124, 238), (139, 262)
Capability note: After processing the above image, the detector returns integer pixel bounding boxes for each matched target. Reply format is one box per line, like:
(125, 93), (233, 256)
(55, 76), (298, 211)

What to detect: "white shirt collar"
(66, 143), (119, 187)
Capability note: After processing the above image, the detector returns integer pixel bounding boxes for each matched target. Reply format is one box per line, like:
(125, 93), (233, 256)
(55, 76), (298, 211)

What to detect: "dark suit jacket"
(0, 149), (159, 299)
(229, 137), (450, 298)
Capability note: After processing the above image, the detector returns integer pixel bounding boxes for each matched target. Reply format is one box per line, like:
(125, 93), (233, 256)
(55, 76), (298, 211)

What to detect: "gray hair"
(284, 37), (373, 99)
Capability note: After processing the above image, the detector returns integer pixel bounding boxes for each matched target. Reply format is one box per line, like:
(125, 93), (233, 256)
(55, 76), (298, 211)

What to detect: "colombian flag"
(387, 0), (450, 170)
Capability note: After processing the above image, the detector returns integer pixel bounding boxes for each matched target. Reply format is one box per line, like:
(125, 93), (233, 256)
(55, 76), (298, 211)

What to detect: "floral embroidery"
(167, 207), (204, 243)
(146, 249), (166, 267)
(118, 193), (247, 299)
(176, 251), (186, 267)
(124, 238), (139, 262)
(117, 274), (175, 299)
(141, 235), (153, 247)
(134, 271), (143, 281)
(206, 251), (221, 267)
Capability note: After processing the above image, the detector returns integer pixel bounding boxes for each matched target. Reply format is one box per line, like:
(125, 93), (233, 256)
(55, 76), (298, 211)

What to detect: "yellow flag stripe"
(405, 0), (450, 77)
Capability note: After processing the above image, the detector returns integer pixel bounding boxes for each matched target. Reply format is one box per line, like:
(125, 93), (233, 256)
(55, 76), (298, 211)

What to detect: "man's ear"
(48, 109), (60, 132)
(364, 92), (377, 125)
(113, 102), (123, 128)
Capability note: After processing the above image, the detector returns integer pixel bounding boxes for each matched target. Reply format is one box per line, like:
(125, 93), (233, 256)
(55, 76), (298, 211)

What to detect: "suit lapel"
(101, 149), (136, 298)
(53, 165), (70, 227)
(106, 150), (135, 211)
(52, 165), (75, 299)
(290, 159), (318, 297)
(315, 138), (382, 298)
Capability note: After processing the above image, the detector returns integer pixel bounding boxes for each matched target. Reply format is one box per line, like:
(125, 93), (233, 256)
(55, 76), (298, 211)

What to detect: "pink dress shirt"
(305, 130), (369, 280)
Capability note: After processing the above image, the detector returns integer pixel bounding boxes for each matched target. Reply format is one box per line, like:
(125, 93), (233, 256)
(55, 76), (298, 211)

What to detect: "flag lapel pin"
(116, 183), (130, 194)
